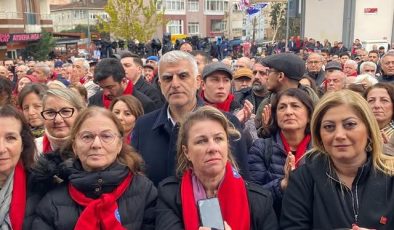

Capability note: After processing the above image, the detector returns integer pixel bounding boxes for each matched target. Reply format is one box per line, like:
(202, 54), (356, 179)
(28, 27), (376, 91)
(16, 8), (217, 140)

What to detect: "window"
(188, 22), (199, 35)
(165, 0), (185, 11)
(25, 0), (36, 24)
(156, 0), (163, 10)
(167, 20), (183, 34)
(211, 20), (224, 32)
(188, 0), (199, 11)
(205, 0), (224, 11)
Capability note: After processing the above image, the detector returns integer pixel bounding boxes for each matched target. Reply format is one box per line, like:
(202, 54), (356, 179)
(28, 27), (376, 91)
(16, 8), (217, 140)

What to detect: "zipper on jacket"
(350, 166), (364, 225)
(326, 165), (365, 225)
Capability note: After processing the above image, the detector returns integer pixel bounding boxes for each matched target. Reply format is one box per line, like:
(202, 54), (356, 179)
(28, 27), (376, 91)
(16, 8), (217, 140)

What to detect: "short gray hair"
(43, 88), (86, 111)
(345, 60), (358, 69)
(307, 53), (324, 62)
(360, 61), (377, 73)
(158, 50), (198, 78)
(354, 74), (378, 85)
(381, 51), (394, 64)
(35, 62), (51, 76)
(73, 58), (90, 70)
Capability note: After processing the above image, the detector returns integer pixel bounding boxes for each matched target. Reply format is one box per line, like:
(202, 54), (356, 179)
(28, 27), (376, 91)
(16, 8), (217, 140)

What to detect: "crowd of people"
(0, 37), (393, 229)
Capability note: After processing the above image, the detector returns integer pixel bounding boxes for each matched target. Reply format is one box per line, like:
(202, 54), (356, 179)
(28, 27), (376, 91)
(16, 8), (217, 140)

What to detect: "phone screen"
(197, 198), (225, 230)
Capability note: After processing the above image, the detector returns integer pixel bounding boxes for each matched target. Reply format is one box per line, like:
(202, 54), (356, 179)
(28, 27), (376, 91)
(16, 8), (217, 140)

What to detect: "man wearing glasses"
(254, 53), (320, 138)
(305, 53), (325, 86)
(378, 52), (394, 84)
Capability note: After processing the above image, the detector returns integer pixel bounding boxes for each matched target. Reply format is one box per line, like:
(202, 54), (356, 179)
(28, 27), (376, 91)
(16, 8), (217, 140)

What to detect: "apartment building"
(50, 0), (108, 32)
(155, 0), (229, 38)
(0, 0), (53, 59)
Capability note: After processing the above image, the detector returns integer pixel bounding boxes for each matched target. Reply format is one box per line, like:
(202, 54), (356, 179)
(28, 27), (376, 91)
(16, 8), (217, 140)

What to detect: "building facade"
(302, 0), (394, 48)
(155, 0), (229, 38)
(0, 0), (53, 59)
(50, 0), (108, 32)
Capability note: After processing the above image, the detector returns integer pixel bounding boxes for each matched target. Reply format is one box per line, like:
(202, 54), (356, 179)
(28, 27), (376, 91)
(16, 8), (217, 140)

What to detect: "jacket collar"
(134, 76), (145, 90)
(323, 153), (373, 187)
(152, 95), (205, 130)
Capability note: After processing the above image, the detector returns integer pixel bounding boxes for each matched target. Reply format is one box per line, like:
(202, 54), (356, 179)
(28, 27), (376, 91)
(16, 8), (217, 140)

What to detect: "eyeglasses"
(77, 131), (120, 144)
(307, 61), (322, 65)
(41, 107), (75, 120)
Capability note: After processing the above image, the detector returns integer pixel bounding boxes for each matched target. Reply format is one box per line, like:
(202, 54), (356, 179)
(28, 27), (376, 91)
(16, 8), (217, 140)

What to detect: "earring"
(366, 139), (372, 152)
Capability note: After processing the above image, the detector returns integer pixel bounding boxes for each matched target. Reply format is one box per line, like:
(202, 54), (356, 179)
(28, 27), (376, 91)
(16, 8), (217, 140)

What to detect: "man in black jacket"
(120, 51), (164, 107)
(132, 50), (250, 186)
(88, 58), (157, 113)
(378, 52), (394, 84)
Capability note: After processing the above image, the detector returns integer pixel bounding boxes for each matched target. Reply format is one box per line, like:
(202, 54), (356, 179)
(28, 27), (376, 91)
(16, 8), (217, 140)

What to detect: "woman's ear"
(72, 142), (79, 158)
(182, 145), (189, 160)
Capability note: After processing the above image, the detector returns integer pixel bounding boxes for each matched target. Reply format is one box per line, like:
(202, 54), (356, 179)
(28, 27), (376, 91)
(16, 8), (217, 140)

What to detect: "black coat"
(234, 87), (268, 114)
(19, 171), (47, 230)
(31, 161), (157, 230)
(155, 176), (278, 230)
(134, 76), (165, 107)
(88, 88), (158, 114)
(131, 98), (250, 186)
(281, 153), (394, 230)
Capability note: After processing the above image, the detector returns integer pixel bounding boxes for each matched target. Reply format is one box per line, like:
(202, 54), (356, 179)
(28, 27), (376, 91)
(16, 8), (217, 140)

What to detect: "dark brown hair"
(0, 105), (36, 169)
(109, 95), (144, 119)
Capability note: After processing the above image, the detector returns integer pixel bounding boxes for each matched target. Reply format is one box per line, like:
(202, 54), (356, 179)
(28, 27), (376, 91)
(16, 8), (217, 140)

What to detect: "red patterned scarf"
(68, 172), (133, 230)
(280, 132), (311, 167)
(102, 80), (134, 108)
(9, 161), (26, 230)
(181, 162), (250, 230)
(200, 90), (235, 112)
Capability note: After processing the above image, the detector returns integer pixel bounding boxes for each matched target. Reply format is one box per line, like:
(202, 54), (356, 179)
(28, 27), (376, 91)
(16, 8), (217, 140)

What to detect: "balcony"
(0, 11), (24, 19)
(0, 11), (52, 33)
(25, 25), (42, 33)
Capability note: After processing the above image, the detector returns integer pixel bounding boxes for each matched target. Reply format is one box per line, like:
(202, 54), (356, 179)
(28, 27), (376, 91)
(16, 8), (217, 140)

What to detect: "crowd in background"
(0, 36), (393, 229)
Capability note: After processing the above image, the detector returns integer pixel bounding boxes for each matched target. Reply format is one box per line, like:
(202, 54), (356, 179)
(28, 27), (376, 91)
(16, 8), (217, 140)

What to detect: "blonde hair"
(310, 90), (394, 175)
(176, 106), (240, 177)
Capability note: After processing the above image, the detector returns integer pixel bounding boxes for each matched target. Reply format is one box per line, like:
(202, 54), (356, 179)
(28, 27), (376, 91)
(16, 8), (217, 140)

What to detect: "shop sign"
(0, 33), (42, 43)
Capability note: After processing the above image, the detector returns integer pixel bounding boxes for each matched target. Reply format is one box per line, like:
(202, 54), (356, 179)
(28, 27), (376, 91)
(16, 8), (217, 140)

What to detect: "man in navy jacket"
(132, 50), (249, 186)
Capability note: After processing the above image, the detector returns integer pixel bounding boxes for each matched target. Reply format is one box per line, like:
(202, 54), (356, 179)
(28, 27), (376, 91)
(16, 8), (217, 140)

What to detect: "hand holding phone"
(197, 198), (225, 230)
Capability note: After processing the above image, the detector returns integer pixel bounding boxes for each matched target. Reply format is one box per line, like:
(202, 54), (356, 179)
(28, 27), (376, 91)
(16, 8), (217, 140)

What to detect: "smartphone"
(197, 198), (225, 230)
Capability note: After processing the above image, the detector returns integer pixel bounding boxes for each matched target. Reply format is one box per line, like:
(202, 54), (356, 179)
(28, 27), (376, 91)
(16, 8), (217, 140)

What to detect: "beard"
(252, 82), (267, 93)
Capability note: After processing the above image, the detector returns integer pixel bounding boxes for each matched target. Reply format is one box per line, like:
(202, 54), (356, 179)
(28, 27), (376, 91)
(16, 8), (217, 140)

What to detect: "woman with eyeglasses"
(32, 107), (157, 229)
(35, 88), (86, 155)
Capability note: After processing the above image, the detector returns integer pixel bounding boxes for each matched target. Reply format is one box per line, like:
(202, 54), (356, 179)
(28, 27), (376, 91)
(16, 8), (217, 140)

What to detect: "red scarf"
(181, 162), (250, 230)
(42, 134), (52, 154)
(10, 161), (26, 230)
(68, 172), (133, 230)
(200, 90), (234, 112)
(102, 81), (134, 108)
(280, 132), (311, 167)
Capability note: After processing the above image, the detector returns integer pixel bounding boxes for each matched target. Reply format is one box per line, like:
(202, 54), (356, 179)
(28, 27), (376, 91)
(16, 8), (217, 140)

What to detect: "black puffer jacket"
(31, 160), (157, 230)
(155, 176), (278, 230)
(281, 153), (394, 230)
(248, 132), (312, 216)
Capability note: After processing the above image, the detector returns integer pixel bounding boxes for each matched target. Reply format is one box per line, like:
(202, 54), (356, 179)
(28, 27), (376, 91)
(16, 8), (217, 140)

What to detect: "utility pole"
(87, 9), (90, 54)
(285, 0), (289, 51)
